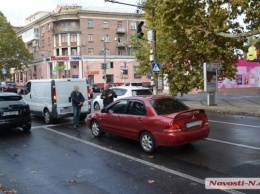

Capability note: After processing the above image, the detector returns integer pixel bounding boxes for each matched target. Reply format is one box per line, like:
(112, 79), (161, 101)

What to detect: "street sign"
(204, 62), (222, 70)
(2, 69), (7, 75)
(151, 63), (160, 73)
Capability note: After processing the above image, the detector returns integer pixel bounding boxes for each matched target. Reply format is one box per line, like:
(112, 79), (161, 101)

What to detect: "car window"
(0, 95), (22, 101)
(125, 83), (130, 86)
(6, 82), (17, 87)
(150, 97), (189, 115)
(126, 101), (146, 116)
(131, 89), (152, 96)
(108, 100), (128, 114)
(131, 83), (142, 86)
(25, 82), (31, 93)
(114, 89), (127, 96)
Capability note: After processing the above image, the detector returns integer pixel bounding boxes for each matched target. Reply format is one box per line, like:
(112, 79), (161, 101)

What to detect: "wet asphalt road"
(0, 96), (260, 194)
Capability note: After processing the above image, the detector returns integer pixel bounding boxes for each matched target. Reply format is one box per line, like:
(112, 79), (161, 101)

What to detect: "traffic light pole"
(103, 35), (108, 86)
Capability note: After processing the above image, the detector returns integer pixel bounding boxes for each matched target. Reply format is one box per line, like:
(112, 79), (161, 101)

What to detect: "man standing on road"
(101, 84), (117, 108)
(71, 85), (85, 129)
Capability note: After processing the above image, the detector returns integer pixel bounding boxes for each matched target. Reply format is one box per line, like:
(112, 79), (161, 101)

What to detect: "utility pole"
(102, 34), (108, 86)
(151, 9), (158, 95)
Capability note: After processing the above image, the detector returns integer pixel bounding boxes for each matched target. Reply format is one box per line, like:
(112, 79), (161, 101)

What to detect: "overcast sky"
(1, 0), (140, 26)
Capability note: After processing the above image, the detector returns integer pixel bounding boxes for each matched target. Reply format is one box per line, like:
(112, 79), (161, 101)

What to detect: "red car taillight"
(203, 117), (209, 126)
(52, 87), (57, 103)
(163, 123), (181, 133)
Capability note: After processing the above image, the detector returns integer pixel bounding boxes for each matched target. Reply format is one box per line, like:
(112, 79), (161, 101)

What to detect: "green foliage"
(134, 0), (259, 96)
(0, 11), (32, 74)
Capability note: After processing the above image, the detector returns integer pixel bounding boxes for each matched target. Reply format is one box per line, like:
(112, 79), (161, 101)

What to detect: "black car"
(91, 84), (101, 93)
(0, 81), (18, 93)
(0, 92), (31, 132)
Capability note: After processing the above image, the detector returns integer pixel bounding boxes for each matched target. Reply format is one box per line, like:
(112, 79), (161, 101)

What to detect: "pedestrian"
(101, 84), (117, 108)
(70, 85), (85, 129)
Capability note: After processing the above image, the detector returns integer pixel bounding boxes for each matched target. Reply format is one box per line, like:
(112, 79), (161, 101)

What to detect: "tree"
(133, 0), (259, 95)
(0, 11), (32, 79)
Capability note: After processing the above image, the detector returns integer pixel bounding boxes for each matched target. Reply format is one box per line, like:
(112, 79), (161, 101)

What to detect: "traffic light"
(136, 21), (144, 39)
(101, 63), (106, 69)
(123, 69), (128, 75)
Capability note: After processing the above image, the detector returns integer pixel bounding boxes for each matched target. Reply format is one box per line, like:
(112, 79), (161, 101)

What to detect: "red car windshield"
(150, 98), (189, 115)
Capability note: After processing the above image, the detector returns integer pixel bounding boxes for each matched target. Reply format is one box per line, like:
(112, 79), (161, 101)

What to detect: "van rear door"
(55, 79), (88, 115)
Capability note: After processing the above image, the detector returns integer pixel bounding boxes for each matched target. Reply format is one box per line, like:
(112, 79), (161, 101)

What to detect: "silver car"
(92, 86), (152, 111)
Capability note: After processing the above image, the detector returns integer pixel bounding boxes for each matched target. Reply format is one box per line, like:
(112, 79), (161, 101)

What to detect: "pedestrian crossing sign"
(151, 63), (160, 73)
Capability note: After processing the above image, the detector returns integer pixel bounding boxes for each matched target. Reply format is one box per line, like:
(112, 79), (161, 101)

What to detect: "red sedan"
(86, 95), (209, 153)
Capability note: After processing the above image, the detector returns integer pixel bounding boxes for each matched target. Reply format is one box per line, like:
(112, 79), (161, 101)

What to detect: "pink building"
(14, 5), (150, 87)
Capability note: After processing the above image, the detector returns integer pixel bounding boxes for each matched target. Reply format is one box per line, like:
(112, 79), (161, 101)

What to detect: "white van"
(20, 79), (91, 124)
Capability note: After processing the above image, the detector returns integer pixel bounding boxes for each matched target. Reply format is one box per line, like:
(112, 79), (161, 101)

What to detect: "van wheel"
(22, 124), (31, 132)
(44, 110), (53, 124)
(140, 132), (157, 153)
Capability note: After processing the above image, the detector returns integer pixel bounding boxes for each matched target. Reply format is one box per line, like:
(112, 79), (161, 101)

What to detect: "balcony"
(53, 26), (80, 34)
(117, 42), (125, 47)
(116, 28), (126, 34)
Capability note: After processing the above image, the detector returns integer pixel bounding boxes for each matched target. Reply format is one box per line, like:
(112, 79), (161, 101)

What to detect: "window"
(131, 89), (152, 96)
(108, 100), (127, 114)
(88, 48), (94, 55)
(88, 34), (94, 42)
(105, 48), (110, 55)
(103, 35), (109, 42)
(103, 20), (109, 28)
(126, 101), (146, 116)
(70, 34), (77, 42)
(64, 22), (69, 28)
(61, 34), (68, 42)
(118, 35), (123, 42)
(117, 21), (123, 28)
(150, 97), (189, 115)
(71, 48), (77, 55)
(87, 20), (93, 27)
(118, 48), (123, 55)
(71, 22), (76, 28)
(130, 21), (137, 29)
(112, 89), (126, 96)
(55, 35), (59, 43)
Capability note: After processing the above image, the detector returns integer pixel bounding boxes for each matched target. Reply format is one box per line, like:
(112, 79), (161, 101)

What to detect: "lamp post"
(102, 34), (108, 86)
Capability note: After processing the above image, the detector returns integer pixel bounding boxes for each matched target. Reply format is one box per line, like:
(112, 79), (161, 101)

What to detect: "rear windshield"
(5, 82), (17, 86)
(132, 89), (152, 96)
(131, 83), (142, 86)
(150, 97), (189, 115)
(0, 96), (22, 101)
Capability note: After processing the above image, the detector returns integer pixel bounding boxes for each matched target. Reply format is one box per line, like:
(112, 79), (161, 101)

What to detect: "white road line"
(207, 138), (260, 151)
(209, 120), (260, 129)
(31, 122), (72, 129)
(41, 126), (244, 194)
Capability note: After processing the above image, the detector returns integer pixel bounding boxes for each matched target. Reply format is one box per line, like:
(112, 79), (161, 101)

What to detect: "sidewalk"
(176, 93), (260, 117)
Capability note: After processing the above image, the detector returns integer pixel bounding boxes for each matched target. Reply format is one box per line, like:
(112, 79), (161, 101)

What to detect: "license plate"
(3, 111), (19, 116)
(186, 120), (202, 128)
(60, 107), (72, 113)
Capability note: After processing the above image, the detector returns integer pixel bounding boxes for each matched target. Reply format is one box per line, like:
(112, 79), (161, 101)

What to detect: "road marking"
(31, 122), (72, 129)
(207, 138), (260, 151)
(41, 126), (244, 194)
(209, 120), (260, 129)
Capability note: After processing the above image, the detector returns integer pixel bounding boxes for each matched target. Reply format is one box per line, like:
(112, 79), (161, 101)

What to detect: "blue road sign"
(151, 63), (160, 73)
(2, 69), (7, 75)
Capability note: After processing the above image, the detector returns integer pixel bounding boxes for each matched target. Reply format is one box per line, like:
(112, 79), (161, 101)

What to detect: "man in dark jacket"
(71, 85), (85, 129)
(101, 84), (117, 108)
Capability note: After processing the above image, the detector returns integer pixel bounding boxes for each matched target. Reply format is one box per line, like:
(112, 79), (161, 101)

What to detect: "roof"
(122, 95), (173, 100)
(113, 86), (150, 90)
(0, 92), (19, 97)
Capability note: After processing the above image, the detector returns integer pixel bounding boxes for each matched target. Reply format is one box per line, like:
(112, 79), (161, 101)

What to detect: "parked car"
(92, 86), (153, 111)
(20, 79), (91, 124)
(86, 96), (209, 153)
(0, 92), (31, 132)
(91, 84), (101, 93)
(0, 81), (18, 93)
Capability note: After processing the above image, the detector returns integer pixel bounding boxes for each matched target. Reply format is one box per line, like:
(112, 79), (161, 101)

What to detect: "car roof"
(0, 92), (19, 97)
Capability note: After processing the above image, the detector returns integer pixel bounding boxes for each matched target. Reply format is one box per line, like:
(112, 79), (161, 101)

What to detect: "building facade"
(15, 5), (150, 86)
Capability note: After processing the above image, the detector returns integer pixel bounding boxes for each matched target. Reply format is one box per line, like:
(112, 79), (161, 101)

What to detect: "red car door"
(121, 100), (147, 140)
(99, 100), (128, 135)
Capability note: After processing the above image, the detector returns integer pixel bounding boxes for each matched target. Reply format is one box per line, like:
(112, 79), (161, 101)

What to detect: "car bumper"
(0, 115), (31, 129)
(154, 126), (209, 146)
